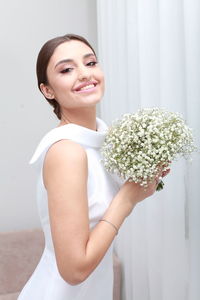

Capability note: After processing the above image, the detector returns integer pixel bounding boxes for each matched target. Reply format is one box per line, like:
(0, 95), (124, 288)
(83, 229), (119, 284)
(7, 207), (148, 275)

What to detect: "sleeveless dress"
(18, 118), (120, 300)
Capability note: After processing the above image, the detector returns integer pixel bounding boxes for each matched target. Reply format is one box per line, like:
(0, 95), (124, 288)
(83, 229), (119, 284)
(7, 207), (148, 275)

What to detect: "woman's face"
(42, 40), (104, 111)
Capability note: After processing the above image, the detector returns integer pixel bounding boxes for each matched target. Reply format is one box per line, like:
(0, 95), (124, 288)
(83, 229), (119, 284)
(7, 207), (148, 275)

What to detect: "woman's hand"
(114, 166), (171, 216)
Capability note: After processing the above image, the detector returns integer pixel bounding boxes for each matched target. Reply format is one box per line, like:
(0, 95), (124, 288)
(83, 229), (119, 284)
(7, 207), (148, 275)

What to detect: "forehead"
(50, 40), (94, 65)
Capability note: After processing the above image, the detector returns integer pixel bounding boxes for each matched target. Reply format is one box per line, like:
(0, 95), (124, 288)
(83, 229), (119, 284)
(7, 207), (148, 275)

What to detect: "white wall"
(0, 0), (97, 232)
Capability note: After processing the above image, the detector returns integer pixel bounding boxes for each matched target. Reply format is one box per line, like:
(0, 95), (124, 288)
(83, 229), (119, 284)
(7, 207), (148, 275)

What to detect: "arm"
(43, 139), (159, 285)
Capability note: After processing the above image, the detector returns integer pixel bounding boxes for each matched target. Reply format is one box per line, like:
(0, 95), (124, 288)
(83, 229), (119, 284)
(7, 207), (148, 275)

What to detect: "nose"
(78, 65), (91, 81)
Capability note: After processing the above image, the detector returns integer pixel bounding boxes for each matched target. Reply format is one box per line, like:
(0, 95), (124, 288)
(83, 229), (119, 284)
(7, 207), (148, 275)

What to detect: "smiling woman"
(17, 33), (169, 300)
(41, 40), (104, 124)
(36, 34), (104, 124)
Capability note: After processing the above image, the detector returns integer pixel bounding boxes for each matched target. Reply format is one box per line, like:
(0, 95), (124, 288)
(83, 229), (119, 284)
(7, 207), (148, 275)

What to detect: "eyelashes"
(60, 68), (73, 74)
(86, 61), (98, 66)
(60, 61), (98, 74)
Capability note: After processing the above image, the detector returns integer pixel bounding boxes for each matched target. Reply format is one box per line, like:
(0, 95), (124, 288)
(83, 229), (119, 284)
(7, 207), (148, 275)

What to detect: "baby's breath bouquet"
(101, 108), (197, 191)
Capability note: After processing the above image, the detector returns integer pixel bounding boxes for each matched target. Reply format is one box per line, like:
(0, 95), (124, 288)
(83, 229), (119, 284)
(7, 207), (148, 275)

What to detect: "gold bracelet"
(100, 219), (118, 235)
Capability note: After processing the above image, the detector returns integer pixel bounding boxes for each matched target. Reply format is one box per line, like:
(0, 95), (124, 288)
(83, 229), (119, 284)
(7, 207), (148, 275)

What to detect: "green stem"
(156, 180), (164, 191)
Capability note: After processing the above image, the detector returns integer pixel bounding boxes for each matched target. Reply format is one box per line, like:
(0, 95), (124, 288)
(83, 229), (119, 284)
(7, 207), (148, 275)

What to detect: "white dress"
(18, 118), (120, 300)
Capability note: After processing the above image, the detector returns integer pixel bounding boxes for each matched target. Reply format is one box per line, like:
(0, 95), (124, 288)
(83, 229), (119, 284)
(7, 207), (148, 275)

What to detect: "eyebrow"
(54, 53), (96, 69)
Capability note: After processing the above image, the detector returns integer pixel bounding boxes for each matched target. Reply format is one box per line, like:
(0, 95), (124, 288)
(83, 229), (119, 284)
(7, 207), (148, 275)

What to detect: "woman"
(18, 34), (169, 299)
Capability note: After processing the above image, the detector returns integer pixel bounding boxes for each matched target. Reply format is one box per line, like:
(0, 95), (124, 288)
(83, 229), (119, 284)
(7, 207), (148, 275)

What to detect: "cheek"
(100, 74), (105, 92)
(98, 70), (105, 87)
(51, 77), (73, 94)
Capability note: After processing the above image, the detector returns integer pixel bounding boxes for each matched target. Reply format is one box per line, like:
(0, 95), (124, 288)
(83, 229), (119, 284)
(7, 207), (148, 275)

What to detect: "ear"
(40, 83), (55, 99)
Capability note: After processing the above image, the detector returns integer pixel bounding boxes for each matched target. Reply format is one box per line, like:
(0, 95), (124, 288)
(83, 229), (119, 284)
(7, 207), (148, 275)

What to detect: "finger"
(162, 168), (170, 178)
(154, 175), (162, 186)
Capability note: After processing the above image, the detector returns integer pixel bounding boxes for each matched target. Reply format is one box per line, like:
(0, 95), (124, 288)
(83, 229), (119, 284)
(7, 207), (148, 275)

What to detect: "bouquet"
(101, 108), (197, 191)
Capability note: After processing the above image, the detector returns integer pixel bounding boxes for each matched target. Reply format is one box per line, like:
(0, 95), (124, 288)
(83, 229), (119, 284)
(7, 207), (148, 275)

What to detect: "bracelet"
(100, 219), (118, 235)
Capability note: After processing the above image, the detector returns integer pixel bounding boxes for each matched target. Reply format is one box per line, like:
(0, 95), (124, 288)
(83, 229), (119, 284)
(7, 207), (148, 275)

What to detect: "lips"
(74, 81), (98, 92)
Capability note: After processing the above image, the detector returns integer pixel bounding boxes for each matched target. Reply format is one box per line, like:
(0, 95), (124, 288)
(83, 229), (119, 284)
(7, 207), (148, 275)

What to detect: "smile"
(74, 82), (98, 93)
(79, 84), (95, 91)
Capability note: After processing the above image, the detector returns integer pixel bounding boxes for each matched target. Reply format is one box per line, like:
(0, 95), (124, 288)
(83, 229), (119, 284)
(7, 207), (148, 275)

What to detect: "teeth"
(79, 84), (95, 91)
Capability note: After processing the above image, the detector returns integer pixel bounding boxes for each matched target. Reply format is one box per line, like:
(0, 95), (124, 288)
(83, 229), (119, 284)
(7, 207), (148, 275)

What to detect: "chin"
(81, 95), (102, 106)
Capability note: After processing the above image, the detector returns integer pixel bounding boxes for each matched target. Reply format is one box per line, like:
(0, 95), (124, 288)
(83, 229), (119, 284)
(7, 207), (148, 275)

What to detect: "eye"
(60, 68), (73, 74)
(86, 61), (98, 67)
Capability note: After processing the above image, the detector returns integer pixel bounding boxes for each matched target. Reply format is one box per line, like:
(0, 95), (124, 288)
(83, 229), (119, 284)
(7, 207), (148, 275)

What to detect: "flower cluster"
(101, 108), (197, 189)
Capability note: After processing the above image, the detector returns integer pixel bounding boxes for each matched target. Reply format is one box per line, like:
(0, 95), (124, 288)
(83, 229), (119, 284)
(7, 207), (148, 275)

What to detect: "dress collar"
(29, 118), (108, 164)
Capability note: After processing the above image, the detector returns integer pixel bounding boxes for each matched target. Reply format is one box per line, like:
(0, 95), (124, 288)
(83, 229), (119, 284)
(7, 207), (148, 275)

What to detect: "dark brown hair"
(36, 34), (97, 119)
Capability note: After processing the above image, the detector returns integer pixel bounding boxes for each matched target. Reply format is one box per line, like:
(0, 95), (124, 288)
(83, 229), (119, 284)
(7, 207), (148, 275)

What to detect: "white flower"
(101, 107), (197, 188)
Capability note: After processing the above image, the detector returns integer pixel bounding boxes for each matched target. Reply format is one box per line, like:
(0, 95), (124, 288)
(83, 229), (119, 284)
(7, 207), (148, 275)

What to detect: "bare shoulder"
(45, 139), (87, 166)
(43, 139), (87, 189)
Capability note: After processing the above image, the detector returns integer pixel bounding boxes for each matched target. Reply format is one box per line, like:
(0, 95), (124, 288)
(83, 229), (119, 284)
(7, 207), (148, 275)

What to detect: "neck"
(59, 106), (97, 131)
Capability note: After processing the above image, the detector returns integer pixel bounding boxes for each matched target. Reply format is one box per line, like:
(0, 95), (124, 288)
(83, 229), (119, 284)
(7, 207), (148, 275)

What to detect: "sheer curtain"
(96, 1), (200, 299)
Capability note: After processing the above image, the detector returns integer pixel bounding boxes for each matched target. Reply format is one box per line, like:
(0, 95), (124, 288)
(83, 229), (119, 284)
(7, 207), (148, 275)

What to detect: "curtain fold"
(97, 1), (200, 299)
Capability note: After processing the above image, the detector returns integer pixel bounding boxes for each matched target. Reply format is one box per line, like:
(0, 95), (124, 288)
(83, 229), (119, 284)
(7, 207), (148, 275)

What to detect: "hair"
(36, 34), (97, 120)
